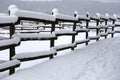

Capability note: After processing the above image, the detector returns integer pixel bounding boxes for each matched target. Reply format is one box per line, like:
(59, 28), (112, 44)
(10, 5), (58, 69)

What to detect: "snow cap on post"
(74, 11), (79, 17)
(113, 14), (117, 19)
(8, 4), (19, 15)
(96, 12), (101, 18)
(52, 8), (59, 15)
(8, 4), (19, 11)
(105, 13), (109, 18)
(86, 12), (90, 17)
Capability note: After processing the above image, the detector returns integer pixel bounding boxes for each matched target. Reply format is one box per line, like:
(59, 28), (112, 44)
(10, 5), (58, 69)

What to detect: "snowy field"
(0, 31), (120, 80)
(1, 35), (120, 80)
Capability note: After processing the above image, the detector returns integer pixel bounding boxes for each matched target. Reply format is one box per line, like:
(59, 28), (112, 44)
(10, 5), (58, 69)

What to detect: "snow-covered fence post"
(51, 8), (77, 52)
(99, 13), (109, 39)
(86, 18), (90, 45)
(0, 8), (20, 75)
(88, 12), (100, 41)
(104, 15), (108, 39)
(111, 19), (115, 38)
(95, 14), (100, 41)
(114, 15), (120, 35)
(8, 7), (17, 74)
(71, 22), (77, 50)
(50, 23), (55, 48)
(83, 12), (90, 45)
(96, 20), (100, 41)
(9, 25), (16, 75)
(74, 11), (90, 46)
(8, 5), (16, 60)
(110, 14), (117, 38)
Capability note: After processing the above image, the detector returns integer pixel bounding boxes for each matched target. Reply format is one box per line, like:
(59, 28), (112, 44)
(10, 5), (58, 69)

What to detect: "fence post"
(86, 20), (89, 45)
(105, 20), (108, 39)
(71, 22), (76, 50)
(50, 23), (55, 48)
(112, 20), (115, 38)
(96, 20), (100, 41)
(9, 24), (16, 75)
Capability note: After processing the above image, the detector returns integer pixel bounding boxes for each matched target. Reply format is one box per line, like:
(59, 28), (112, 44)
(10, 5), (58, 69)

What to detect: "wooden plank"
(86, 21), (89, 45)
(50, 23), (55, 48)
(16, 17), (55, 25)
(16, 54), (54, 62)
(71, 22), (76, 50)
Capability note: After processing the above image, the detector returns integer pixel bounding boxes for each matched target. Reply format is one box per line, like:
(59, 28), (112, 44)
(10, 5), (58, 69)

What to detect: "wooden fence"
(0, 5), (120, 75)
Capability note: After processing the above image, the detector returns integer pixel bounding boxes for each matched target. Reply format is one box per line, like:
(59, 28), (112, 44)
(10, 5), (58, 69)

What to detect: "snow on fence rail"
(0, 4), (120, 76)
(0, 14), (21, 75)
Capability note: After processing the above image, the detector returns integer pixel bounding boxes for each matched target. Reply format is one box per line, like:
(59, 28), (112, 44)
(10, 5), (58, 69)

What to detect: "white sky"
(19, 0), (62, 1)
(95, 0), (120, 3)
(19, 0), (120, 3)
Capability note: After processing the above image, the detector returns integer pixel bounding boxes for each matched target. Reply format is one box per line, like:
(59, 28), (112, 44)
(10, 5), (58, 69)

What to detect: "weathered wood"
(15, 17), (55, 25)
(9, 24), (17, 75)
(86, 21), (89, 45)
(71, 22), (76, 50)
(10, 24), (15, 38)
(0, 43), (20, 51)
(9, 45), (16, 74)
(111, 20), (115, 38)
(105, 20), (108, 39)
(49, 54), (54, 59)
(50, 23), (55, 48)
(0, 63), (20, 75)
(16, 54), (54, 62)
(54, 45), (75, 51)
(56, 18), (78, 23)
(0, 15), (18, 74)
(75, 39), (90, 45)
(96, 20), (100, 41)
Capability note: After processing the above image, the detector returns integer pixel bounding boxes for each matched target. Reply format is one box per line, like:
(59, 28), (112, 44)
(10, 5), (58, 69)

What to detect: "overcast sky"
(19, 0), (120, 3)
(95, 0), (120, 3)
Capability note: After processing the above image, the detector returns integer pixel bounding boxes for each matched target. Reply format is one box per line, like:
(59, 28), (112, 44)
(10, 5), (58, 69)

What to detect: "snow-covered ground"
(0, 33), (120, 80)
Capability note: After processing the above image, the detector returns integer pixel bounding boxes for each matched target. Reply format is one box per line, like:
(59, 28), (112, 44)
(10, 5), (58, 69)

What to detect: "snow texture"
(89, 35), (100, 39)
(76, 15), (90, 20)
(99, 25), (108, 28)
(12, 49), (56, 60)
(52, 43), (76, 50)
(9, 5), (56, 21)
(75, 39), (90, 44)
(89, 26), (100, 29)
(90, 16), (100, 20)
(2, 37), (120, 80)
(0, 60), (20, 70)
(99, 32), (108, 36)
(74, 11), (90, 20)
(52, 8), (78, 21)
(105, 13), (117, 20)
(0, 13), (18, 24)
(53, 30), (76, 35)
(108, 24), (115, 27)
(96, 12), (101, 18)
(12, 33), (56, 40)
(100, 15), (109, 20)
(108, 31), (115, 34)
(15, 30), (40, 33)
(0, 37), (20, 47)
(75, 28), (89, 32)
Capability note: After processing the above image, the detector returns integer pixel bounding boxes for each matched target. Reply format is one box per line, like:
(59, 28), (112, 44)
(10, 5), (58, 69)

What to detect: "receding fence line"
(0, 5), (119, 75)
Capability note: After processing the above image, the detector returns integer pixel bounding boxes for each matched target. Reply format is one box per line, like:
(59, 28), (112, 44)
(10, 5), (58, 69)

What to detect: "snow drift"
(2, 37), (120, 80)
